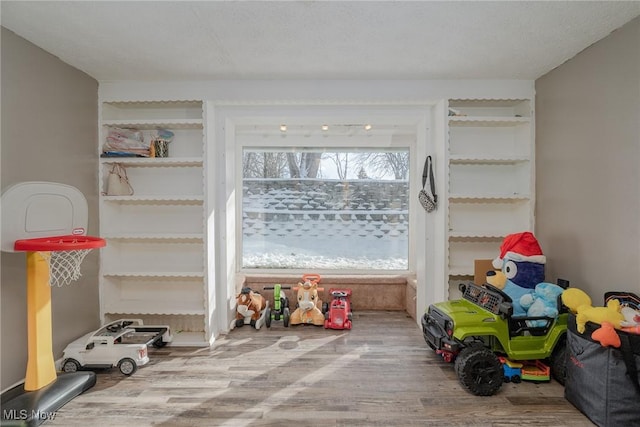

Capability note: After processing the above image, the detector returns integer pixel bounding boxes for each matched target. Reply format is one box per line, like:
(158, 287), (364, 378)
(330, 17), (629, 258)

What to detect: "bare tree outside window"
(358, 152), (410, 180)
(287, 152), (322, 178)
(324, 152), (351, 180)
(243, 152), (288, 178)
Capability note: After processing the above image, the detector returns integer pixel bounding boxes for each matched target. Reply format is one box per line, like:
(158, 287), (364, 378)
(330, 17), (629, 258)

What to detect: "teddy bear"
(520, 282), (565, 327)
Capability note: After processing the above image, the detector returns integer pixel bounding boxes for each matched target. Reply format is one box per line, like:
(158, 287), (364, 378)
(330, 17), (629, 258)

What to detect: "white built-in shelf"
(102, 195), (204, 203)
(102, 119), (203, 129)
(448, 232), (511, 239)
(99, 99), (210, 346)
(449, 161), (530, 197)
(449, 155), (529, 164)
(171, 332), (209, 347)
(103, 272), (205, 278)
(448, 127), (529, 159)
(448, 267), (475, 277)
(102, 234), (204, 242)
(448, 99), (531, 117)
(446, 98), (534, 299)
(448, 117), (530, 125)
(449, 238), (504, 275)
(100, 157), (204, 167)
(448, 194), (531, 201)
(104, 302), (205, 316)
(101, 101), (203, 121)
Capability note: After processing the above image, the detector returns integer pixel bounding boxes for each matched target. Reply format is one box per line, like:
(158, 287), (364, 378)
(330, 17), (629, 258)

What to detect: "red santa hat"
(492, 232), (546, 269)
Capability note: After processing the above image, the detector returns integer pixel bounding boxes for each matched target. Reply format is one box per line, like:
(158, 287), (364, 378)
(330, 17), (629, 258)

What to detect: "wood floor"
(47, 311), (592, 427)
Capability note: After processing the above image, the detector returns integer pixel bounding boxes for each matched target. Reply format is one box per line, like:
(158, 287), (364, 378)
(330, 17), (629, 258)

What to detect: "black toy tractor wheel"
(454, 346), (503, 396)
(265, 307), (272, 328)
(283, 307), (290, 327)
(549, 336), (567, 385)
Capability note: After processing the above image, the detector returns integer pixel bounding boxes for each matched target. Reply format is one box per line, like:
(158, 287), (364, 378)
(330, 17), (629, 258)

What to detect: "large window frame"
(232, 112), (427, 276)
(240, 146), (411, 271)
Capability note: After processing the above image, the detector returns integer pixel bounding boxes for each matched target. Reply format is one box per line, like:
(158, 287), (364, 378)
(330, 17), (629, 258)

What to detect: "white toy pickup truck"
(61, 319), (172, 376)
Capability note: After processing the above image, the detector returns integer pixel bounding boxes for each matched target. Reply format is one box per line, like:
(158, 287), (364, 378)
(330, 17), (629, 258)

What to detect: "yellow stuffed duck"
(561, 288), (625, 334)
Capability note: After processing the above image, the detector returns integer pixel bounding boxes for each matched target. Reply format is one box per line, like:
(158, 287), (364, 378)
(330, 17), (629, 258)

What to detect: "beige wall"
(1, 28), (100, 390)
(535, 17), (640, 300)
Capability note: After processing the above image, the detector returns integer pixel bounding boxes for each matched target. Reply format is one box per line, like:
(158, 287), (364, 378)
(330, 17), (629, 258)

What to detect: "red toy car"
(324, 288), (353, 330)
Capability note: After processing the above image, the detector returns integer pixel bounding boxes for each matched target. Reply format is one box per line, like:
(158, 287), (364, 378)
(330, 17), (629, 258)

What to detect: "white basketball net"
(37, 249), (92, 287)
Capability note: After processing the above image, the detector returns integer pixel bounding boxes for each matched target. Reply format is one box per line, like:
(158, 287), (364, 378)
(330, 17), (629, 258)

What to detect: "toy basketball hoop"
(1, 181), (106, 287)
(1, 182), (106, 393)
(14, 235), (106, 287)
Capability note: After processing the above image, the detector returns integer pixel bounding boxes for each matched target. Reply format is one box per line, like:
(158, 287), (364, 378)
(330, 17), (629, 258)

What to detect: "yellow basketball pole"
(24, 251), (57, 391)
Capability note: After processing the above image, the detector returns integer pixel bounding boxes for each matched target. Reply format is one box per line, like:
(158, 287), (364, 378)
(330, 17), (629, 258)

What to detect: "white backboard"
(1, 182), (88, 252)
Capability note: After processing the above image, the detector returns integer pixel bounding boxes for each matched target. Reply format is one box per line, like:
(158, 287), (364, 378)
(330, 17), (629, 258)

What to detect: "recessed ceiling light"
(364, 124), (372, 131)
(280, 124), (287, 132)
(321, 124), (329, 131)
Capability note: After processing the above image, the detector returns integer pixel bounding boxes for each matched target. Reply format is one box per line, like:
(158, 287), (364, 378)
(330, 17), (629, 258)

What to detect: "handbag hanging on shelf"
(418, 156), (437, 212)
(106, 163), (134, 196)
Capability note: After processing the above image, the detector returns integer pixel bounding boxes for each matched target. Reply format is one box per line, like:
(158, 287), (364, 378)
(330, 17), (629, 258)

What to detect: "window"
(240, 143), (411, 271)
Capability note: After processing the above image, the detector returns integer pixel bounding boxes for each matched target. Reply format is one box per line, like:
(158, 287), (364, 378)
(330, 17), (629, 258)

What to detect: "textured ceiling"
(2, 1), (639, 82)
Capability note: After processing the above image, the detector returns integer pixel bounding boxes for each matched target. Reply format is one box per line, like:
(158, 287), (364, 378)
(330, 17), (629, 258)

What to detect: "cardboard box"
(474, 259), (498, 285)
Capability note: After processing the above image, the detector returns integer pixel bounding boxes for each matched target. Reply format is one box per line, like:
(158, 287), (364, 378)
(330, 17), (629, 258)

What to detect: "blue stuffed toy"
(486, 270), (531, 316)
(520, 282), (565, 327)
(488, 232), (548, 317)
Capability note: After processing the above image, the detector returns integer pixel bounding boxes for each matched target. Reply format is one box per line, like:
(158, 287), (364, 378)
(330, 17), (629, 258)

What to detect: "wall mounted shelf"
(446, 98), (534, 298)
(99, 100), (211, 346)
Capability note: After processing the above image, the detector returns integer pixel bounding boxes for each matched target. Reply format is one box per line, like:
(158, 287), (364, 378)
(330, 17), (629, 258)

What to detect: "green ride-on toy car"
(421, 280), (569, 396)
(263, 284), (291, 327)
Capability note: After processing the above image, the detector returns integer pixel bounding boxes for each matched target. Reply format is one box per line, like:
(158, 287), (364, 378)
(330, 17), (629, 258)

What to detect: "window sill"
(238, 273), (416, 317)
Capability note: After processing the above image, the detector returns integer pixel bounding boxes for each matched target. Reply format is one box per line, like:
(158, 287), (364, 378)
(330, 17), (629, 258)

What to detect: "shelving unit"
(99, 101), (210, 346)
(446, 99), (534, 298)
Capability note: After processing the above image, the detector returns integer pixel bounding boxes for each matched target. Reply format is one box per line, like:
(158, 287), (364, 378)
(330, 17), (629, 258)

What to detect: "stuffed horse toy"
(290, 280), (325, 326)
(232, 287), (268, 330)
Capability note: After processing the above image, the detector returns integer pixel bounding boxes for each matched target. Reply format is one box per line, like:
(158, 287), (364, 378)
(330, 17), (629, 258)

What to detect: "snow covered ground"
(243, 235), (408, 270)
(242, 178), (409, 270)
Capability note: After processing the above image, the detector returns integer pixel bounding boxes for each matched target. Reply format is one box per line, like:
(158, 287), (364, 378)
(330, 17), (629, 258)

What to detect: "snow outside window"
(241, 148), (410, 270)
